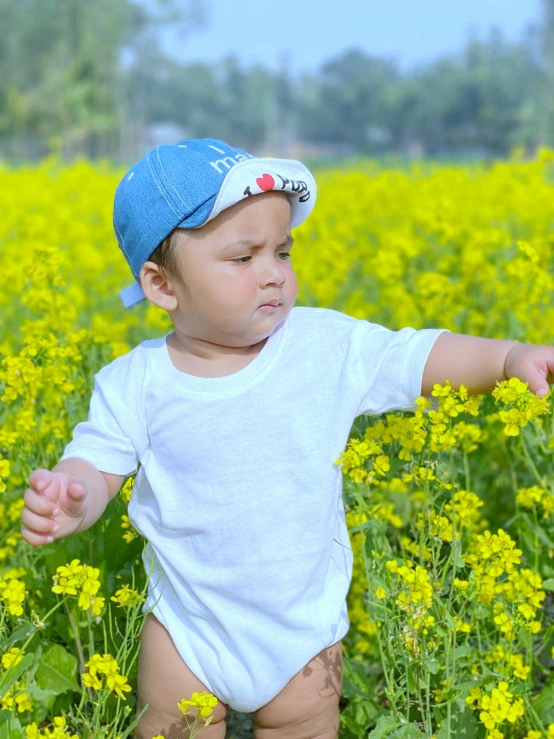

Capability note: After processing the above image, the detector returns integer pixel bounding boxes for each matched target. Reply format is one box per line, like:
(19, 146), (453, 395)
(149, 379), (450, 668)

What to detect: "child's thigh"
(134, 612), (229, 739)
(252, 639), (343, 739)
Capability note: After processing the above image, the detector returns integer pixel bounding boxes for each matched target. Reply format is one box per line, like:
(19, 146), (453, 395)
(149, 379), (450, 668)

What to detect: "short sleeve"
(60, 371), (140, 476)
(351, 320), (451, 416)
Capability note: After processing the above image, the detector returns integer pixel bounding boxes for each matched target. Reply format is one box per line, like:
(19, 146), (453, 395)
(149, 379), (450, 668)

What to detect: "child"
(20, 139), (553, 739)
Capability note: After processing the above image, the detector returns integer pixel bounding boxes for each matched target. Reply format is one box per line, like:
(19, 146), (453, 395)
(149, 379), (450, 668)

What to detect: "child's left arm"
(422, 333), (554, 399)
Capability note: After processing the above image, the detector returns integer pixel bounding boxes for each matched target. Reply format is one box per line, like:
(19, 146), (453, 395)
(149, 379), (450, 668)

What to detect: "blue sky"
(162, 0), (542, 76)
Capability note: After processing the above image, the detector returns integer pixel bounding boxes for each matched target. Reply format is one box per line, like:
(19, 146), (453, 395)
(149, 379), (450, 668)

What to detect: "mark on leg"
(252, 640), (343, 739)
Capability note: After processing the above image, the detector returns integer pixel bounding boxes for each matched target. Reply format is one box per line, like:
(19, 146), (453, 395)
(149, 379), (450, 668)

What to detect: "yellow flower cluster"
(414, 488), (487, 549)
(0, 458), (10, 493)
(118, 476), (134, 504)
(416, 509), (454, 542)
(82, 653), (132, 700)
(465, 528), (546, 635)
(492, 377), (551, 436)
(466, 681), (525, 733)
(0, 647), (32, 714)
(524, 728), (554, 739)
(0, 575), (28, 615)
(516, 485), (554, 518)
(178, 689), (218, 719)
(24, 716), (79, 738)
(385, 558), (434, 654)
(466, 529), (522, 604)
(496, 568), (546, 635)
(51, 559), (104, 616)
(120, 513), (141, 543)
(1, 680), (32, 713)
(400, 534), (432, 561)
(484, 644), (531, 682)
(2, 154), (554, 737)
(0, 499), (26, 563)
(451, 420), (489, 453)
(110, 584), (145, 608)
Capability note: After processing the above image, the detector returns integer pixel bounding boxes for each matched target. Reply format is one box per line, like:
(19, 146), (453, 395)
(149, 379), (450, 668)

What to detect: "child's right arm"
(21, 458), (126, 547)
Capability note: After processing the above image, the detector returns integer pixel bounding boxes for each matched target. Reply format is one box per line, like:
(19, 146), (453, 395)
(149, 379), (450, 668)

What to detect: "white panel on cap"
(207, 157), (316, 229)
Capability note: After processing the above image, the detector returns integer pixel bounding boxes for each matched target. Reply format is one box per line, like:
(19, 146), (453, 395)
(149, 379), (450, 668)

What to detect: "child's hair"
(148, 228), (187, 287)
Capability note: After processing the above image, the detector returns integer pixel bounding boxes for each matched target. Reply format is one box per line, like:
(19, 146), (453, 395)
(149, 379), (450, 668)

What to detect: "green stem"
(87, 610), (95, 659)
(519, 432), (543, 487)
(361, 534), (400, 722)
(463, 449), (470, 490)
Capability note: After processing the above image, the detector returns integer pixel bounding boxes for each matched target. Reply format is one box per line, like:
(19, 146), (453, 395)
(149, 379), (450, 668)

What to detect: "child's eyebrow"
(219, 234), (294, 253)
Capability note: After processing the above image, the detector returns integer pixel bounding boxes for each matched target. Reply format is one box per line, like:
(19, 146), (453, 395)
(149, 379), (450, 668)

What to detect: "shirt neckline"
(150, 313), (289, 395)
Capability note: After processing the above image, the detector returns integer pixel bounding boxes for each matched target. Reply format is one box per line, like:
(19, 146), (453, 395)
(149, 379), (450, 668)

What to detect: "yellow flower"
(178, 691), (218, 720)
(1, 646), (24, 670)
(24, 723), (42, 738)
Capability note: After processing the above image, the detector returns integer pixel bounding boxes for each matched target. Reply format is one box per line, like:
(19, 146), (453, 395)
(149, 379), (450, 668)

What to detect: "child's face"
(141, 191), (297, 346)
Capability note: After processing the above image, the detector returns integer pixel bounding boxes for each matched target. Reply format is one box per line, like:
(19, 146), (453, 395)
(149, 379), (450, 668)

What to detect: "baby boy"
(20, 139), (554, 739)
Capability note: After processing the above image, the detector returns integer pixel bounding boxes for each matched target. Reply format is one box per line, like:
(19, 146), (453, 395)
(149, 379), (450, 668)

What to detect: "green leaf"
(532, 524), (554, 550)
(26, 683), (58, 716)
(453, 678), (483, 692)
(542, 578), (554, 591)
(367, 714), (402, 738)
(531, 678), (554, 724)
(0, 623), (35, 650)
(0, 713), (23, 739)
(342, 656), (374, 700)
(452, 540), (465, 569)
(390, 725), (426, 738)
(542, 563), (554, 577)
(406, 664), (417, 692)
(35, 644), (80, 694)
(454, 645), (473, 659)
(423, 658), (441, 675)
(435, 698), (478, 739)
(340, 699), (378, 737)
(0, 654), (35, 701)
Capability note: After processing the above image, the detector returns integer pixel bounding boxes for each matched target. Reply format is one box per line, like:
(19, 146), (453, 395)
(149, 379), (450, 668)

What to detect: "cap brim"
(120, 281), (147, 308)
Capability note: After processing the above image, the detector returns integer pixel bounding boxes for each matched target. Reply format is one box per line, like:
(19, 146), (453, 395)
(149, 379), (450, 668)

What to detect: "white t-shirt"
(60, 306), (449, 712)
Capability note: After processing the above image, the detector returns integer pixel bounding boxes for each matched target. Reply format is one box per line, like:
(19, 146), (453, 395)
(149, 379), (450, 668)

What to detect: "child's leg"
(251, 639), (343, 739)
(134, 612), (229, 739)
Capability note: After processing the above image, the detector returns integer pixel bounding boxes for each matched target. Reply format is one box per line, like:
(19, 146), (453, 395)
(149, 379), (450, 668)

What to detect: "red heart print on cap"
(256, 173), (275, 191)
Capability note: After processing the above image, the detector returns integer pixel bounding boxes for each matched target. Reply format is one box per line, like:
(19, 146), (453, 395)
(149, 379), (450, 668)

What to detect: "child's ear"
(139, 261), (179, 312)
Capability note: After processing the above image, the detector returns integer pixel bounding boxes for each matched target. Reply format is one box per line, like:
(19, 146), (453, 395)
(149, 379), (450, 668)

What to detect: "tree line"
(1, 0), (554, 163)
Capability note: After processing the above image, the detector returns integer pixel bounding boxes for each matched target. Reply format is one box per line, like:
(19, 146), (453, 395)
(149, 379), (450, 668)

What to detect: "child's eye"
(232, 252), (292, 265)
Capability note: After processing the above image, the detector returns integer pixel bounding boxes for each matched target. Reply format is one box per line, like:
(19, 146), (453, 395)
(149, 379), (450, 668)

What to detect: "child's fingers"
(23, 488), (58, 517)
(21, 524), (55, 547)
(62, 482), (86, 517)
(29, 468), (53, 492)
(29, 469), (60, 504)
(21, 508), (58, 536)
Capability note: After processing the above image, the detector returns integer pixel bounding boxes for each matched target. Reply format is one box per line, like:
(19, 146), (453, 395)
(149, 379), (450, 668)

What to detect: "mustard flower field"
(2, 151), (554, 738)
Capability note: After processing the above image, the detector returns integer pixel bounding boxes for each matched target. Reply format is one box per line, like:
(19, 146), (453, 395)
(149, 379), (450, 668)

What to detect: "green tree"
(0, 0), (208, 161)
(397, 28), (542, 157)
(298, 50), (399, 154)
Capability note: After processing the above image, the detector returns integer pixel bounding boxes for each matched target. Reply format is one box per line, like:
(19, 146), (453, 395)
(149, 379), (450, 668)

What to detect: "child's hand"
(503, 342), (554, 399)
(21, 468), (89, 546)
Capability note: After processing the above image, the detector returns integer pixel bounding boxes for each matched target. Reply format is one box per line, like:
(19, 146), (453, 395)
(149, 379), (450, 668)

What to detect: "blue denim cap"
(114, 138), (317, 307)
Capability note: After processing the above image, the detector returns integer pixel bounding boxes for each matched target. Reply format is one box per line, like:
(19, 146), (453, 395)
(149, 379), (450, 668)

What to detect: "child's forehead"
(183, 195), (292, 251)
